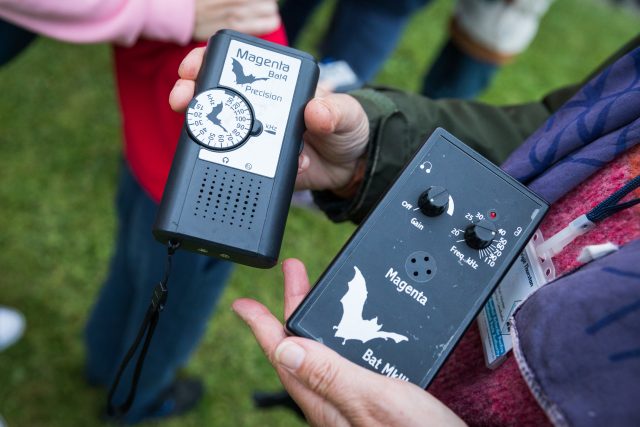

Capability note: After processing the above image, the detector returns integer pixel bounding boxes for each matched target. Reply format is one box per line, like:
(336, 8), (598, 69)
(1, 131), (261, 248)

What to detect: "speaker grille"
(193, 166), (264, 229)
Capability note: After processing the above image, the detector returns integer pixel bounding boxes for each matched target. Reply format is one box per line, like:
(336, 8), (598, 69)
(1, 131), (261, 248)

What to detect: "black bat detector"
(153, 30), (319, 268)
(287, 129), (548, 388)
(107, 32), (318, 418)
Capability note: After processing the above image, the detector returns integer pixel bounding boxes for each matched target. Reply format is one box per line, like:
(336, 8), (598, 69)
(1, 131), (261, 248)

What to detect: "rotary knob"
(418, 186), (449, 217)
(464, 219), (497, 249)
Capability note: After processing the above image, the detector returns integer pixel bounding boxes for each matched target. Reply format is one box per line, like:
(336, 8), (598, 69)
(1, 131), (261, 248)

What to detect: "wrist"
(332, 156), (367, 199)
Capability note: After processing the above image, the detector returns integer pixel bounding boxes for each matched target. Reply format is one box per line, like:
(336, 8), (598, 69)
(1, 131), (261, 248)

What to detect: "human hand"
(232, 259), (467, 427)
(192, 0), (281, 41)
(170, 48), (370, 195)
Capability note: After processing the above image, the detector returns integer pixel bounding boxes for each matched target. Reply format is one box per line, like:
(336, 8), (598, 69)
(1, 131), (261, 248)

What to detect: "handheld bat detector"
(287, 129), (548, 388)
(153, 30), (319, 268)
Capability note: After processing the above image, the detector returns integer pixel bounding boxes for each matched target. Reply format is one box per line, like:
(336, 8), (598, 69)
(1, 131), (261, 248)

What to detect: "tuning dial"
(464, 219), (497, 249)
(418, 186), (449, 217)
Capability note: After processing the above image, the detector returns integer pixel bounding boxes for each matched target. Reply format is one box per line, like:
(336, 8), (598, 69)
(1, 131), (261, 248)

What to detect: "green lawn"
(0, 1), (637, 426)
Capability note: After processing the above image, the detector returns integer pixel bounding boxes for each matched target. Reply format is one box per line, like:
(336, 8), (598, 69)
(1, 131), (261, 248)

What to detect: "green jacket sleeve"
(313, 34), (640, 224)
(313, 89), (551, 223)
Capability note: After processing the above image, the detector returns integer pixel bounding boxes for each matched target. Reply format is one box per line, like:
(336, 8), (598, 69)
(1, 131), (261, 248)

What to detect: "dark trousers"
(0, 19), (36, 66)
(281, 0), (498, 99)
(85, 164), (233, 423)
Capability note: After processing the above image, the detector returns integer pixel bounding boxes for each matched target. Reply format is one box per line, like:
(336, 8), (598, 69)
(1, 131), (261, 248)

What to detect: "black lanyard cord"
(587, 175), (640, 222)
(537, 175), (640, 259)
(107, 240), (181, 418)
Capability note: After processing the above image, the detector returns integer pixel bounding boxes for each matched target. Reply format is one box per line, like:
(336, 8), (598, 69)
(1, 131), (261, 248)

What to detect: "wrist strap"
(536, 175), (639, 258)
(586, 175), (640, 222)
(106, 240), (180, 418)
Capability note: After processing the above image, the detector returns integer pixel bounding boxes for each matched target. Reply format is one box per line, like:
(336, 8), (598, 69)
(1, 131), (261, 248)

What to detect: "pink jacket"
(0, 0), (193, 45)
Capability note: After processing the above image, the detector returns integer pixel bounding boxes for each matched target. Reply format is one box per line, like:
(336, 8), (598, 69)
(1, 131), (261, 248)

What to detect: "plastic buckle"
(151, 282), (168, 312)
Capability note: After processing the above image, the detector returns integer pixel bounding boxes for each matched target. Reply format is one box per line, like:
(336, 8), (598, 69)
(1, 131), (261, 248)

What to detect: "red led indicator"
(490, 211), (497, 219)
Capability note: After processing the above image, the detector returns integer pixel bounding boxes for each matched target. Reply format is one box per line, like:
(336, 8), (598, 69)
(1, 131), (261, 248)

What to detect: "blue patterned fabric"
(502, 46), (640, 425)
(502, 48), (640, 203)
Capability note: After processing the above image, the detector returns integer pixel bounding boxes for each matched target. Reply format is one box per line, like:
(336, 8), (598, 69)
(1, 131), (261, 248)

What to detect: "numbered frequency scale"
(288, 128), (548, 388)
(186, 88), (257, 151)
(154, 31), (318, 268)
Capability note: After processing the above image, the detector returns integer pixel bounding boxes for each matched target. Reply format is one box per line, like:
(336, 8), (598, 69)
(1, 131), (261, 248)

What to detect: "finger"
(169, 79), (196, 112)
(232, 14), (281, 36)
(282, 258), (311, 320)
(276, 338), (466, 426)
(274, 367), (350, 427)
(238, 0), (279, 19)
(315, 83), (333, 97)
(178, 47), (206, 80)
(273, 337), (385, 406)
(232, 298), (348, 425)
(294, 143), (317, 190)
(231, 298), (287, 363)
(304, 94), (365, 136)
(294, 139), (355, 192)
(297, 153), (310, 174)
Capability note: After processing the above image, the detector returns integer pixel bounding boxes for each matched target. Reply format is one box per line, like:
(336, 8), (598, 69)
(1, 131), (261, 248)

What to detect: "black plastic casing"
(287, 128), (549, 388)
(153, 30), (318, 268)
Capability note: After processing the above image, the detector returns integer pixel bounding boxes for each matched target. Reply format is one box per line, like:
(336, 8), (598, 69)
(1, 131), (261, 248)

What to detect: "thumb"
(274, 337), (384, 404)
(304, 94), (368, 136)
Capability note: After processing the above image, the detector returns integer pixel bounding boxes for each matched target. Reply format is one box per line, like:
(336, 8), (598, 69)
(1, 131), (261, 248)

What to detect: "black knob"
(464, 219), (497, 249)
(418, 186), (449, 217)
(251, 119), (263, 136)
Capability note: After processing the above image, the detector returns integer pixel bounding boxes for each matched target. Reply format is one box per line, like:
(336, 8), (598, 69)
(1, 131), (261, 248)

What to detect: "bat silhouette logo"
(206, 102), (228, 133)
(231, 58), (269, 84)
(333, 266), (409, 345)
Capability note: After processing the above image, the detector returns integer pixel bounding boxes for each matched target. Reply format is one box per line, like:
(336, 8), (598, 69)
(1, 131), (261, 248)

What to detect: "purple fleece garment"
(511, 240), (640, 427)
(502, 48), (640, 203)
(499, 47), (640, 425)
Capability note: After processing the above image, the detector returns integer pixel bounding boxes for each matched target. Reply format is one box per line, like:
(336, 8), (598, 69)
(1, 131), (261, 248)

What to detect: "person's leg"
(114, 238), (233, 423)
(423, 0), (553, 99)
(280, 0), (325, 45)
(421, 38), (498, 99)
(320, 0), (428, 83)
(85, 164), (140, 386)
(85, 164), (233, 422)
(0, 19), (37, 67)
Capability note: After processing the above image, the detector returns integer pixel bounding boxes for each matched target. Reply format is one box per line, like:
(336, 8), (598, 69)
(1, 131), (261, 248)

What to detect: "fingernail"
(300, 154), (309, 167)
(275, 341), (305, 371)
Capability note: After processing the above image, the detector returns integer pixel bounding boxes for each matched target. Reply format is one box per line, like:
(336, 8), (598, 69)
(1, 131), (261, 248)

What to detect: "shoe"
(106, 378), (204, 424)
(146, 378), (204, 420)
(0, 306), (25, 351)
(253, 389), (305, 419)
(318, 59), (362, 93)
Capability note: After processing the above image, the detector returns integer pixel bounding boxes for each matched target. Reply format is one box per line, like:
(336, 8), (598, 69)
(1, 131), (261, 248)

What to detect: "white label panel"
(477, 230), (553, 368)
(198, 39), (302, 178)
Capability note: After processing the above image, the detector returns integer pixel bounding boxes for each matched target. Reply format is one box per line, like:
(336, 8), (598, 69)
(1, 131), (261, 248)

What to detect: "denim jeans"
(421, 38), (498, 99)
(85, 164), (233, 423)
(0, 19), (37, 66)
(281, 0), (498, 99)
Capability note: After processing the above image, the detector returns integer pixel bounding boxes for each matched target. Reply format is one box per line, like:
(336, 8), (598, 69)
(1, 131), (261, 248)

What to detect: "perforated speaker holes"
(194, 166), (263, 229)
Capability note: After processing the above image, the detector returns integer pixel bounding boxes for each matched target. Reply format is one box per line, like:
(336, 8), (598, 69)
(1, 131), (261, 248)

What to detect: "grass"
(0, 0), (637, 426)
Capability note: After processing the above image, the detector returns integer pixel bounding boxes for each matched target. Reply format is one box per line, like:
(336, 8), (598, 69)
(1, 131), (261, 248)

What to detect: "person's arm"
(0, 0), (194, 45)
(313, 32), (640, 224)
(167, 47), (586, 226)
(314, 87), (553, 223)
(0, 0), (281, 46)
(232, 258), (468, 427)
